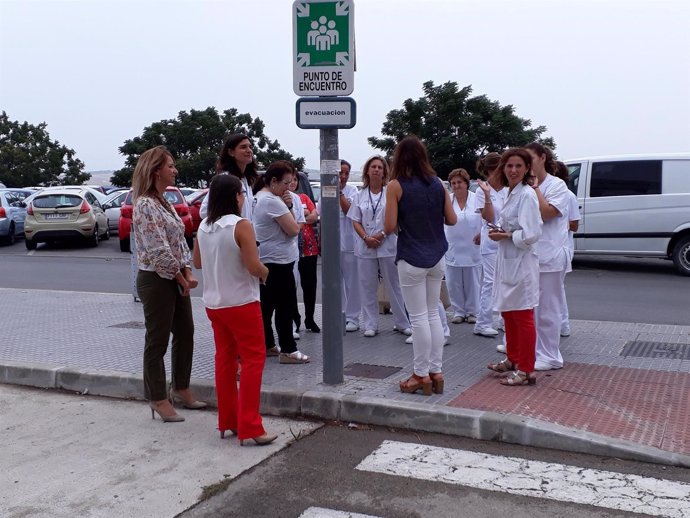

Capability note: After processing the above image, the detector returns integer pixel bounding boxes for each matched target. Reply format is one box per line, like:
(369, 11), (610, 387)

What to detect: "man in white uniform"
(527, 145), (571, 371)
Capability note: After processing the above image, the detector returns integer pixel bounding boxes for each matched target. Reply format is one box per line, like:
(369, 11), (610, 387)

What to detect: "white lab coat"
(348, 186), (397, 259)
(492, 182), (542, 312)
(535, 174), (570, 272)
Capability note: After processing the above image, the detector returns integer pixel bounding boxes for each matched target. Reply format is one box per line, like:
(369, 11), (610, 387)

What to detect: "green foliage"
(369, 81), (556, 178)
(112, 107), (305, 187)
(0, 111), (89, 187)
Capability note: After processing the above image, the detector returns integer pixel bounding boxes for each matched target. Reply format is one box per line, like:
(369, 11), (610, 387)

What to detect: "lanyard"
(368, 188), (383, 221)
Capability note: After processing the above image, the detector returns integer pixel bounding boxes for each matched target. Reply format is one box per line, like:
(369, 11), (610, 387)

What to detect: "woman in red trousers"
(193, 174), (277, 446)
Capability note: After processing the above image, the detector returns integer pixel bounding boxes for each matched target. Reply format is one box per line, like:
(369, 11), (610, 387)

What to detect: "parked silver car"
(102, 189), (128, 232)
(24, 188), (109, 249)
(0, 189), (27, 245)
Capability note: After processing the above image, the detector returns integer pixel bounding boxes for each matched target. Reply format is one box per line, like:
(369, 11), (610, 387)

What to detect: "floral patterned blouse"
(299, 193), (319, 257)
(133, 195), (191, 280)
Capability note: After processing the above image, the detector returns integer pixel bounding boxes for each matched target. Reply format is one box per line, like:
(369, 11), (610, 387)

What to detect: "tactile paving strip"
(621, 340), (690, 360)
(448, 363), (690, 454)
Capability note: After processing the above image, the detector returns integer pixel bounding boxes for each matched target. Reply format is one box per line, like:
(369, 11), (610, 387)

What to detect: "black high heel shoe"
(304, 320), (321, 333)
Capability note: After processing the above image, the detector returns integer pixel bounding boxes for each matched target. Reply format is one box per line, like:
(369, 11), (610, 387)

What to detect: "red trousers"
(502, 309), (536, 373)
(206, 302), (266, 440)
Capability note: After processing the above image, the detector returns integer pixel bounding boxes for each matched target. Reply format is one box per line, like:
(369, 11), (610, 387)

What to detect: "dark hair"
(497, 148), (533, 187)
(216, 133), (258, 184)
(252, 160), (294, 194)
(340, 159), (351, 171)
(390, 136), (435, 183)
(554, 161), (569, 182)
(206, 175), (243, 224)
(524, 142), (556, 174)
(476, 152), (502, 178)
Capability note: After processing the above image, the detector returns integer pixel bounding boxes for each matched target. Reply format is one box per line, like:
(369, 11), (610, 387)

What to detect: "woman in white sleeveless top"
(193, 175), (276, 446)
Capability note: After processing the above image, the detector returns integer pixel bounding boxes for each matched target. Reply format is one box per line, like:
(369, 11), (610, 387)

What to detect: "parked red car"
(185, 188), (208, 233)
(118, 187), (194, 252)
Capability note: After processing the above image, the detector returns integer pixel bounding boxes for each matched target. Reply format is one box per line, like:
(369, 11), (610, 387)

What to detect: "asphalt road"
(0, 238), (688, 325)
(181, 422), (690, 518)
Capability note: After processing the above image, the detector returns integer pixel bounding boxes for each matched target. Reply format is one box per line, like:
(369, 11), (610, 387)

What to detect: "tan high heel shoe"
(239, 432), (278, 446)
(169, 388), (207, 410)
(429, 372), (444, 394)
(149, 401), (185, 423)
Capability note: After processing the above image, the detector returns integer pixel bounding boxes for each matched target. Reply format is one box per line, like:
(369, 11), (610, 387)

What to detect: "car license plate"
(45, 213), (69, 220)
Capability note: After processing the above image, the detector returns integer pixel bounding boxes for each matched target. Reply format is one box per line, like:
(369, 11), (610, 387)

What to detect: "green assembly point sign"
(293, 0), (354, 96)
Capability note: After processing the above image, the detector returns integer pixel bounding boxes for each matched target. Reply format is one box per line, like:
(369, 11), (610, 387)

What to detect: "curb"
(3, 361), (689, 468)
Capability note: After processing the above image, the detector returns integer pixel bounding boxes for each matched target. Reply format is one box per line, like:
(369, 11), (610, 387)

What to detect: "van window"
(590, 160), (661, 197)
(567, 163), (581, 195)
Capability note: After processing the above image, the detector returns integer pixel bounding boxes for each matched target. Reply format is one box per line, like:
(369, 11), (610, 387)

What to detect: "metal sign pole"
(320, 128), (343, 384)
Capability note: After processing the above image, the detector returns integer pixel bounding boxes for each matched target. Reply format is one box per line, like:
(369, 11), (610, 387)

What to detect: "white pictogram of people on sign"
(307, 16), (339, 51)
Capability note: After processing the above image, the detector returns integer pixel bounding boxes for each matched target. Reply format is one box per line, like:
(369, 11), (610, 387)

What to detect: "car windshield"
(33, 194), (82, 209)
(164, 191), (183, 204)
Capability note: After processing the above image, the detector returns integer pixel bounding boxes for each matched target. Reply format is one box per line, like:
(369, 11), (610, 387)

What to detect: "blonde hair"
(132, 146), (173, 201)
(361, 155), (389, 188)
(448, 168), (470, 186)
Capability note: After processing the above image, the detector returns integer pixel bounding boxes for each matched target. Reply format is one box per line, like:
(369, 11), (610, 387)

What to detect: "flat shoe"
(267, 346), (281, 357)
(279, 351), (310, 364)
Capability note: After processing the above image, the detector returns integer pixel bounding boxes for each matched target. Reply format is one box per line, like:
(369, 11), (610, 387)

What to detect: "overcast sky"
(1, 0), (689, 176)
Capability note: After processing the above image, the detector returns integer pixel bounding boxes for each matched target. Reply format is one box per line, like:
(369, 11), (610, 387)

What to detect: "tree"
(0, 111), (89, 187)
(368, 81), (556, 179)
(111, 107), (305, 187)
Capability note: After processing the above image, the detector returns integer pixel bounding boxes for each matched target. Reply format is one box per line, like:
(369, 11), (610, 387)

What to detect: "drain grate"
(344, 363), (401, 379)
(621, 341), (690, 360)
(109, 321), (146, 329)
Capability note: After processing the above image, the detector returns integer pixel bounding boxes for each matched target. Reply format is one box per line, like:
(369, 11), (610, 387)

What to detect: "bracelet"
(484, 201), (492, 205)
(362, 234), (368, 240)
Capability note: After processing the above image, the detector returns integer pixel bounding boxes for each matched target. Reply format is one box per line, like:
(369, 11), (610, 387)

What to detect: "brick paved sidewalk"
(2, 287), (689, 460)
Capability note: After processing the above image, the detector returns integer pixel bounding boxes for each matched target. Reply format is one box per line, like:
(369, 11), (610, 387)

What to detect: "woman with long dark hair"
(253, 161), (309, 364)
(487, 148), (542, 386)
(384, 136), (456, 396)
(193, 174), (276, 446)
(200, 133), (258, 221)
(524, 142), (570, 371)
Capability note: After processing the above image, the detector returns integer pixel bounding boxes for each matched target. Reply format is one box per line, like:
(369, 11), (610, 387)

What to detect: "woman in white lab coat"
(487, 148), (542, 386)
(349, 156), (410, 337)
(444, 168), (482, 324)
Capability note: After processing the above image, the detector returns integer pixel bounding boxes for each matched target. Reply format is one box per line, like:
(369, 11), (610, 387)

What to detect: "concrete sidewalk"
(2, 287), (689, 467)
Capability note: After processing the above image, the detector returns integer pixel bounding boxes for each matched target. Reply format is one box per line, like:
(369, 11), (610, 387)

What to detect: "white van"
(565, 154), (690, 276)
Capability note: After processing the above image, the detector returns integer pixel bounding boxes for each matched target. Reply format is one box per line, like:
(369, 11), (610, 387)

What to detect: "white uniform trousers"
(535, 270), (566, 368)
(475, 253), (498, 331)
(341, 250), (361, 324)
(560, 273), (571, 333)
(445, 264), (481, 318)
(358, 256), (409, 332)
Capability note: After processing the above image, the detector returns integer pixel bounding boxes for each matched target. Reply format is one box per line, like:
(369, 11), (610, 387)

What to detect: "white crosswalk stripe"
(299, 507), (380, 518)
(356, 440), (690, 518)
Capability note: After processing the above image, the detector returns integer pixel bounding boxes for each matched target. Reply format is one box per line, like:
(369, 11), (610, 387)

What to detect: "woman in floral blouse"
(132, 146), (204, 422)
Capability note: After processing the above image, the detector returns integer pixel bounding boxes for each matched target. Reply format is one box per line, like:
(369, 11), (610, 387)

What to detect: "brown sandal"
(499, 371), (536, 386)
(487, 359), (516, 373)
(429, 373), (444, 394)
(399, 374), (432, 396)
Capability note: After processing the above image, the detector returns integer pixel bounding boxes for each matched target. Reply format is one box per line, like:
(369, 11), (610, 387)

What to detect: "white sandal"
(279, 351), (310, 364)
